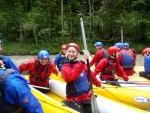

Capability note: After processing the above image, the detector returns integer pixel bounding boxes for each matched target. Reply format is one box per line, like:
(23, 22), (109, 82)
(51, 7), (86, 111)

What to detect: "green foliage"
(0, 0), (150, 55)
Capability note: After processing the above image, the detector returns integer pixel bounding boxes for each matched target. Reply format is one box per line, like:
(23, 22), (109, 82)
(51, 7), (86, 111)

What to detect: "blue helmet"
(123, 43), (129, 47)
(38, 50), (50, 58)
(94, 42), (102, 46)
(114, 42), (123, 49)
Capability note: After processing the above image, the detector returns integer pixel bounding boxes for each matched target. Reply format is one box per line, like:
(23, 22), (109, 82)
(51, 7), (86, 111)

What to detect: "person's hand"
(0, 60), (5, 69)
(82, 50), (90, 62)
(100, 84), (105, 89)
(125, 78), (129, 81)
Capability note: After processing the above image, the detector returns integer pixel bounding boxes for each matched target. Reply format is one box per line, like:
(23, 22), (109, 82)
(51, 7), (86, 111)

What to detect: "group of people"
(0, 39), (150, 113)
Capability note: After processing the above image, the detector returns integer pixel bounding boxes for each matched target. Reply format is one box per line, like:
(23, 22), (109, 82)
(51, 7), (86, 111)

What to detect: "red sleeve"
(18, 58), (35, 74)
(116, 62), (128, 81)
(83, 64), (101, 87)
(90, 51), (103, 67)
(49, 61), (58, 75)
(93, 58), (108, 76)
(117, 53), (122, 63)
(129, 49), (136, 66)
(61, 62), (84, 83)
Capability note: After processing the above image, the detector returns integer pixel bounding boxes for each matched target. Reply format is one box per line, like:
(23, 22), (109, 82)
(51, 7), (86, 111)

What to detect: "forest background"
(0, 0), (150, 55)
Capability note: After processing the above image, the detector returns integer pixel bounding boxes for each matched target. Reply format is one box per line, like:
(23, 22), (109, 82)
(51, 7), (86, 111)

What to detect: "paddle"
(79, 14), (99, 113)
(29, 84), (50, 90)
(101, 80), (150, 85)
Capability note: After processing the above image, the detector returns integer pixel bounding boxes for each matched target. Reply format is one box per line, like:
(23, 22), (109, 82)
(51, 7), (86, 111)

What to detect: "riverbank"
(9, 54), (144, 67)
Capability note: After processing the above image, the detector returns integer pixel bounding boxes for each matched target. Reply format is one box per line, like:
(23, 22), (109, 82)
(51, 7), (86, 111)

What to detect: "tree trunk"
(89, 0), (93, 39)
(47, 2), (51, 42)
(61, 0), (64, 42)
(19, 17), (23, 43)
(30, 0), (37, 45)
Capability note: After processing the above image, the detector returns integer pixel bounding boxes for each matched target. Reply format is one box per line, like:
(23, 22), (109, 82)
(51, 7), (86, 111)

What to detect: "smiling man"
(18, 50), (58, 88)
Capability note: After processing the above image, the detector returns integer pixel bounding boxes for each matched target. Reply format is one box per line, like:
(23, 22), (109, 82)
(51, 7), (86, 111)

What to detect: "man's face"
(39, 58), (49, 65)
(124, 46), (129, 49)
(62, 48), (66, 54)
(95, 46), (102, 51)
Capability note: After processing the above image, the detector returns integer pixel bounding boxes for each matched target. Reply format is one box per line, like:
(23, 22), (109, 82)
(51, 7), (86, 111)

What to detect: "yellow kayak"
(24, 75), (78, 113)
(134, 65), (144, 74)
(25, 75), (149, 113)
(49, 74), (150, 111)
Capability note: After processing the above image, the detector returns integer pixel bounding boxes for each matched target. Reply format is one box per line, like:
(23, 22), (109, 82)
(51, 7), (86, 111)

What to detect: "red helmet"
(67, 43), (80, 52)
(61, 44), (67, 49)
(108, 46), (119, 56)
(142, 48), (150, 56)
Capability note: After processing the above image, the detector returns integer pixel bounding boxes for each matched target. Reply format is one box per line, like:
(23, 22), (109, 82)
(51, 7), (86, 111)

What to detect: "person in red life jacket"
(0, 60), (43, 113)
(139, 48), (150, 79)
(93, 46), (129, 86)
(118, 43), (136, 76)
(18, 50), (58, 88)
(114, 42), (135, 76)
(61, 43), (102, 113)
(122, 42), (136, 66)
(54, 44), (69, 72)
(90, 42), (108, 67)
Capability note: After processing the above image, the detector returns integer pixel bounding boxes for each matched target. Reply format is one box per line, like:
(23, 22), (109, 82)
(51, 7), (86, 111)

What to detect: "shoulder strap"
(0, 69), (16, 113)
(0, 69), (16, 90)
(34, 58), (51, 82)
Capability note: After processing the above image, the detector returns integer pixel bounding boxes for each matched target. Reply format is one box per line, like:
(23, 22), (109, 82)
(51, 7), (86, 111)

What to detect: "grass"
(2, 40), (147, 55)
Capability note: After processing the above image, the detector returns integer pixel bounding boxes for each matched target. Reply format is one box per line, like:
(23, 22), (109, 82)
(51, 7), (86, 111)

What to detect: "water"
(9, 54), (144, 67)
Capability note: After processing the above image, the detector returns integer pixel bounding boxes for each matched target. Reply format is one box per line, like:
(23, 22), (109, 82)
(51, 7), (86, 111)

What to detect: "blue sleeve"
(3, 56), (20, 73)
(144, 56), (150, 73)
(54, 54), (61, 67)
(5, 80), (44, 113)
(18, 86), (44, 113)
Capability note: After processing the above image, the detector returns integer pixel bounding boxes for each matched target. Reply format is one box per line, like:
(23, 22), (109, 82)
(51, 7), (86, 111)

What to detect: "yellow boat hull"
(134, 66), (144, 74)
(24, 74), (150, 112)
(24, 75), (77, 113)
(50, 73), (150, 111)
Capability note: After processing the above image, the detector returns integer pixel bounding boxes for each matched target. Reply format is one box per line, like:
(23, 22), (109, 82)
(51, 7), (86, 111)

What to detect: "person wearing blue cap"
(18, 50), (58, 88)
(114, 42), (123, 51)
(90, 42), (108, 67)
(121, 42), (136, 67)
(114, 42), (135, 76)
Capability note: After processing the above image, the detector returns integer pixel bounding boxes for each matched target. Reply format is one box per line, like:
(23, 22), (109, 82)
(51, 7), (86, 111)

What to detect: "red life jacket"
(100, 58), (117, 80)
(95, 49), (109, 66)
(30, 58), (51, 86)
